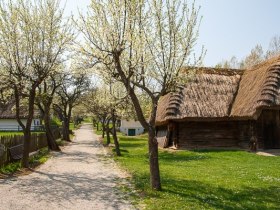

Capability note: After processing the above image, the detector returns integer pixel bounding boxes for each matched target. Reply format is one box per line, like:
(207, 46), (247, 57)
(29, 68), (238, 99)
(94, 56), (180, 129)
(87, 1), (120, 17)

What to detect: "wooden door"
(264, 124), (275, 149)
(263, 111), (280, 149)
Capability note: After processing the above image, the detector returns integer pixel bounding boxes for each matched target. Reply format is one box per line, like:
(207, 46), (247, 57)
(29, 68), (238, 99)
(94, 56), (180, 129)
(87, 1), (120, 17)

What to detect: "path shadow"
(161, 178), (280, 210)
(14, 170), (130, 210)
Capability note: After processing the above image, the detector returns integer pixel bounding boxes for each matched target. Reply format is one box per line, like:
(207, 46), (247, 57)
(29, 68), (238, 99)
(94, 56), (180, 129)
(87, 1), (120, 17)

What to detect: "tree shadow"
(119, 140), (147, 149)
(192, 148), (244, 153)
(160, 178), (280, 210)
(159, 151), (210, 162)
(12, 170), (132, 210)
(112, 148), (129, 153)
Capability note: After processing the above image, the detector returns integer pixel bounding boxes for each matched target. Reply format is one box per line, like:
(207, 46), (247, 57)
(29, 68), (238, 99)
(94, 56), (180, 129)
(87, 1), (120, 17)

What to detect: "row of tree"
(216, 35), (280, 69)
(77, 0), (204, 190)
(0, 0), (204, 191)
(82, 81), (147, 156)
(0, 0), (89, 168)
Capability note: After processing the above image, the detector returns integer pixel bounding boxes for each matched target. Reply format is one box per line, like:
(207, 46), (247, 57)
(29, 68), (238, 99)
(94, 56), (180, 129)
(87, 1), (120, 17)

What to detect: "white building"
(120, 120), (144, 136)
(0, 101), (42, 131)
(0, 119), (41, 131)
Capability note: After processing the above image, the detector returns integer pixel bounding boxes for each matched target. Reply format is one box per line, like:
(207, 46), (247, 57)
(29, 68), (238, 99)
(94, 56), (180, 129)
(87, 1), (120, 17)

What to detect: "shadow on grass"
(160, 178), (280, 210)
(159, 151), (210, 163)
(133, 173), (280, 210)
(112, 148), (129, 153)
(192, 148), (244, 153)
(118, 138), (147, 149)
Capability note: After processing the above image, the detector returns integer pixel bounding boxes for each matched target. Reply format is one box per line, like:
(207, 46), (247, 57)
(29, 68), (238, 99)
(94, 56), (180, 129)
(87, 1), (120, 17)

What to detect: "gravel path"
(0, 124), (135, 210)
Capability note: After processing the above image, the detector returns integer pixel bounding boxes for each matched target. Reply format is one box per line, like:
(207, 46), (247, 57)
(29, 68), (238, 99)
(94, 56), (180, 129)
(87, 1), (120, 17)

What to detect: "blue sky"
(63, 0), (280, 66)
(196, 0), (280, 66)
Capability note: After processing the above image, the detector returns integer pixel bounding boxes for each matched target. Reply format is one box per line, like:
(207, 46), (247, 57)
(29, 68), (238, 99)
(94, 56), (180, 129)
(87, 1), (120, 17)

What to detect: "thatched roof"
(231, 55), (280, 119)
(156, 67), (243, 124)
(0, 100), (40, 119)
(157, 56), (280, 124)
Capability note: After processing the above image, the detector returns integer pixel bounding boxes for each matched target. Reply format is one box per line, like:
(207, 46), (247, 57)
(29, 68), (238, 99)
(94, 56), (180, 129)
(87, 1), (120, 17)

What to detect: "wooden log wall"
(157, 110), (280, 150)
(177, 121), (251, 149)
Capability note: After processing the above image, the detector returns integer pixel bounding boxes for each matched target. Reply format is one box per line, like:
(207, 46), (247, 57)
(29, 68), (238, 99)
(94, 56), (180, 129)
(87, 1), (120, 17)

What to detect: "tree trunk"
(106, 128), (110, 146)
(44, 108), (60, 151)
(112, 109), (121, 156)
(105, 118), (111, 145)
(22, 130), (31, 168)
(62, 119), (71, 142)
(148, 127), (161, 190)
(114, 54), (161, 189)
(20, 86), (37, 168)
(101, 120), (106, 138)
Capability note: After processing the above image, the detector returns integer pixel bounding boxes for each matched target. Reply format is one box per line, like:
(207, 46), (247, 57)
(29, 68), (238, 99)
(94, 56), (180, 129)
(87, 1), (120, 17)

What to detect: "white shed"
(0, 101), (42, 131)
(0, 119), (41, 131)
(120, 120), (144, 136)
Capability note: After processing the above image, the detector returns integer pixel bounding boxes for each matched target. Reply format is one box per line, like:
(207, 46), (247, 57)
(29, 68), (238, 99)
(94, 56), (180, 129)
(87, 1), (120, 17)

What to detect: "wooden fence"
(0, 129), (61, 167)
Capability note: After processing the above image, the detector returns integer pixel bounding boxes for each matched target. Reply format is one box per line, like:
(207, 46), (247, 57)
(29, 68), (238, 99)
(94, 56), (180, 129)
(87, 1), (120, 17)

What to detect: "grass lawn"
(114, 135), (280, 210)
(0, 131), (46, 137)
(93, 125), (104, 136)
(0, 132), (24, 136)
(69, 123), (75, 131)
(0, 147), (50, 174)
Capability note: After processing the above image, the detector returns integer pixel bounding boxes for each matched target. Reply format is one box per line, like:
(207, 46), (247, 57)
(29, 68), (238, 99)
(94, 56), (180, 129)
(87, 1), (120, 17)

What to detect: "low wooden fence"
(0, 130), (61, 167)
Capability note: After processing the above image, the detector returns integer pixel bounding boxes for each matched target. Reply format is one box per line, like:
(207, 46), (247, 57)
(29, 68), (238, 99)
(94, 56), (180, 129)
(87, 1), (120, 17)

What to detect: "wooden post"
(249, 121), (258, 152)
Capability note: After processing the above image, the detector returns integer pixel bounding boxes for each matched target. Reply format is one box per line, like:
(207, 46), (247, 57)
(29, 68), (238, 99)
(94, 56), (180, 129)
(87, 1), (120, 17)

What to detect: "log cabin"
(156, 56), (280, 150)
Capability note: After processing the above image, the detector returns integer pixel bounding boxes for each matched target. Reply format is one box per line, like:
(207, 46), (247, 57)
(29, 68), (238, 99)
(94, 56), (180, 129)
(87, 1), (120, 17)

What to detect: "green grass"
(0, 132), (24, 136)
(29, 148), (50, 165)
(83, 117), (93, 123)
(114, 136), (280, 210)
(56, 139), (68, 146)
(50, 117), (62, 126)
(93, 125), (104, 136)
(70, 122), (82, 130)
(0, 147), (50, 174)
(0, 131), (46, 137)
(0, 162), (21, 174)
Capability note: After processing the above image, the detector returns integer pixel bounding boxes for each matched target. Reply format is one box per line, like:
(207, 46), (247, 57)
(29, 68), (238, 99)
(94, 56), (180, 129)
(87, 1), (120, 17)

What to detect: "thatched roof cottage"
(156, 56), (280, 150)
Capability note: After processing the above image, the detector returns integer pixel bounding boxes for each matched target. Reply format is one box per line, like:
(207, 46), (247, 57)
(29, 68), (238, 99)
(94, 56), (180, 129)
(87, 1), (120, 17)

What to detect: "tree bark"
(105, 117), (112, 145)
(111, 109), (121, 156)
(114, 52), (161, 190)
(148, 127), (161, 190)
(20, 86), (37, 168)
(62, 118), (71, 142)
(22, 130), (31, 168)
(62, 104), (73, 142)
(106, 127), (111, 146)
(101, 119), (106, 138)
(44, 107), (61, 151)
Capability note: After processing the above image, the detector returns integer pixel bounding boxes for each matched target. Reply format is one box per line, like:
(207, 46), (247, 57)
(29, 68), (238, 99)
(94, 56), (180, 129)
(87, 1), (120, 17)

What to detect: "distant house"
(0, 101), (41, 131)
(156, 56), (280, 150)
(120, 120), (144, 136)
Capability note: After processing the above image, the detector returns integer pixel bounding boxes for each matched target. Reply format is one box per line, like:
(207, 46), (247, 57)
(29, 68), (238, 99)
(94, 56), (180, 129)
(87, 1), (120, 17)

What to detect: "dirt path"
(0, 124), (135, 210)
